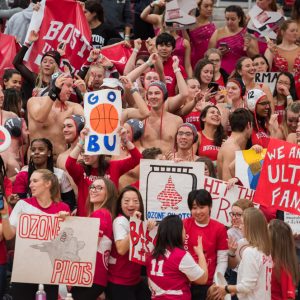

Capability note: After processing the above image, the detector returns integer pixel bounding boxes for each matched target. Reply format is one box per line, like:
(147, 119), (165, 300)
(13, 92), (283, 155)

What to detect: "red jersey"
(163, 56), (187, 97)
(251, 128), (270, 148)
(146, 248), (204, 300)
(108, 215), (142, 286)
(271, 267), (296, 300)
(182, 111), (200, 131)
(90, 208), (113, 287)
(183, 218), (228, 285)
(197, 131), (220, 161)
(65, 147), (142, 216)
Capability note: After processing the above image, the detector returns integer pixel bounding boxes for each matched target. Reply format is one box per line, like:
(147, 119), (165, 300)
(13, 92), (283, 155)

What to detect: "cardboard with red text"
(23, 0), (92, 74)
(129, 216), (157, 265)
(139, 159), (205, 221)
(204, 176), (256, 226)
(12, 214), (99, 286)
(254, 139), (300, 215)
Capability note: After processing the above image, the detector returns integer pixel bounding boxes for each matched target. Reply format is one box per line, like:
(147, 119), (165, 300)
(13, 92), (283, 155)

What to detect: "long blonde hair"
(243, 207), (271, 255)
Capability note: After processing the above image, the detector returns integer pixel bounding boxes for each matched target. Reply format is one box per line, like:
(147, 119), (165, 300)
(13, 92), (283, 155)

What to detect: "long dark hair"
(273, 72), (297, 101)
(0, 156), (7, 197)
(3, 88), (22, 116)
(82, 155), (109, 177)
(230, 56), (251, 79)
(27, 138), (54, 194)
(114, 186), (144, 220)
(225, 5), (245, 27)
(200, 105), (226, 146)
(152, 215), (184, 259)
(194, 59), (214, 85)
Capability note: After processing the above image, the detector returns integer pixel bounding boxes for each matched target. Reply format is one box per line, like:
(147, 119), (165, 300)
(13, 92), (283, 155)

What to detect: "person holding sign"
(183, 189), (228, 300)
(0, 169), (70, 300)
(66, 127), (142, 216)
(71, 177), (118, 300)
(146, 215), (208, 300)
(107, 186), (151, 300)
(214, 208), (272, 300)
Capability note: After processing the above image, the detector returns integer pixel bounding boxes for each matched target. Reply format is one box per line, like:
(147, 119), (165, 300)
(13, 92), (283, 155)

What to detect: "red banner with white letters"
(24, 0), (92, 74)
(254, 139), (300, 215)
(0, 33), (20, 80)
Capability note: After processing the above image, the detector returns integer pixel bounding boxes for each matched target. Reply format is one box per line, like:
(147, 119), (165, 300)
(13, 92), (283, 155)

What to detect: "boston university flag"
(23, 0), (92, 73)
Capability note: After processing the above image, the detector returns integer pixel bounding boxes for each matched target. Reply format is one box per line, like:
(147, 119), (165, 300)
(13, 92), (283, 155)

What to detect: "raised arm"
(123, 39), (143, 75)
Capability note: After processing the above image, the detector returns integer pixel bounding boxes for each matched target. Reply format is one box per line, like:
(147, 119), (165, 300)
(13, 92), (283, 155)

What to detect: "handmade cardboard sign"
(254, 72), (280, 94)
(129, 216), (157, 265)
(204, 176), (255, 226)
(254, 139), (300, 215)
(140, 160), (205, 221)
(12, 215), (99, 287)
(84, 89), (122, 155)
(235, 149), (267, 189)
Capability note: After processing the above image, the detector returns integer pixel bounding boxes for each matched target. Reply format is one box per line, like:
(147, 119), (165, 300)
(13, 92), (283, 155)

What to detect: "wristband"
(149, 2), (154, 8)
(125, 35), (130, 41)
(133, 48), (139, 53)
(228, 251), (236, 257)
(87, 57), (94, 63)
(48, 85), (61, 101)
(106, 64), (115, 71)
(174, 68), (181, 73)
(287, 95), (293, 100)
(146, 60), (153, 67)
(24, 41), (33, 48)
(78, 139), (84, 145)
(130, 87), (139, 95)
(1, 214), (9, 219)
(225, 286), (230, 294)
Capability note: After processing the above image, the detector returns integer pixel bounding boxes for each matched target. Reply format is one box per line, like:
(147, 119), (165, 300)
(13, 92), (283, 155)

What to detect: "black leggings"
(106, 280), (151, 300)
(191, 284), (210, 300)
(71, 283), (105, 300)
(12, 283), (58, 300)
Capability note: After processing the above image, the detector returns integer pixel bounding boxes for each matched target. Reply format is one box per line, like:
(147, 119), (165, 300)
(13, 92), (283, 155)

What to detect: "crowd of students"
(0, 0), (299, 299)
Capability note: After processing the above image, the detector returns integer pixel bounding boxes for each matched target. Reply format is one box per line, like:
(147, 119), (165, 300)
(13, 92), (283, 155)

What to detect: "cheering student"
(183, 189), (228, 300)
(146, 215), (208, 300)
(0, 169), (70, 300)
(214, 207), (273, 300)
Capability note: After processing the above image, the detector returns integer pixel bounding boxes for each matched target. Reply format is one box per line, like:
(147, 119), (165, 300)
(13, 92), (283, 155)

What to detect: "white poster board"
(140, 159), (205, 221)
(12, 215), (99, 287)
(255, 72), (280, 94)
(84, 89), (122, 155)
(284, 212), (300, 233)
(204, 176), (256, 226)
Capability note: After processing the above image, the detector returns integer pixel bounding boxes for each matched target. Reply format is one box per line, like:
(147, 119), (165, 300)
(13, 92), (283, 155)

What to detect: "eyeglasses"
(229, 212), (243, 218)
(257, 101), (271, 106)
(178, 131), (193, 137)
(89, 185), (104, 192)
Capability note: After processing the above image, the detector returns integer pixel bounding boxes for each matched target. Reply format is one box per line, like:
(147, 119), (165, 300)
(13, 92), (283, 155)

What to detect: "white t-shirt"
(236, 246), (273, 300)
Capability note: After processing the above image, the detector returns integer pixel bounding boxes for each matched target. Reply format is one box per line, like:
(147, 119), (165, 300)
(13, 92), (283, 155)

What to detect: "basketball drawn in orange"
(90, 103), (119, 134)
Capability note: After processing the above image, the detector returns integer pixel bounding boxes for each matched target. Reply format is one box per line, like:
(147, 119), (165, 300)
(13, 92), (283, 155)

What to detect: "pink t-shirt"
(146, 248), (204, 300)
(108, 215), (142, 286)
(183, 218), (228, 285)
(90, 208), (113, 287)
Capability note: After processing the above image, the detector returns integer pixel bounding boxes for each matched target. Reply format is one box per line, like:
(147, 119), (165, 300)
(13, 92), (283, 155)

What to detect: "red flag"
(254, 139), (300, 215)
(101, 42), (133, 74)
(0, 33), (20, 80)
(24, 0), (92, 73)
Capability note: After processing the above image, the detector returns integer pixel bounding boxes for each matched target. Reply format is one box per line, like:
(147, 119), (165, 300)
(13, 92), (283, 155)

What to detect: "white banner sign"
(12, 215), (99, 287)
(140, 159), (205, 221)
(204, 176), (256, 226)
(84, 89), (122, 155)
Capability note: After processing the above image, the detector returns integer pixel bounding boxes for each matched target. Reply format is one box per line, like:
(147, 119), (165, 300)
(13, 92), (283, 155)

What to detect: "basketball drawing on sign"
(31, 227), (85, 265)
(157, 176), (183, 210)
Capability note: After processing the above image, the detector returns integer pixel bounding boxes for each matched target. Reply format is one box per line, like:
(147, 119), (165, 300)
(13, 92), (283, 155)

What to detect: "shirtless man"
(165, 123), (199, 162)
(217, 108), (253, 181)
(27, 73), (84, 162)
(141, 80), (183, 153)
(0, 85), (28, 178)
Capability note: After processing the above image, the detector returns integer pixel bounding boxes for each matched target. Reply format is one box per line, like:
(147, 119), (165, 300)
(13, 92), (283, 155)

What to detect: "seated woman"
(13, 138), (76, 210)
(208, 5), (258, 74)
(0, 169), (70, 300)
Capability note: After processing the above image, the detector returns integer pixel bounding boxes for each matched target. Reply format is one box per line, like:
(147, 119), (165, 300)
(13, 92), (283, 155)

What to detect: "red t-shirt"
(274, 104), (285, 125)
(90, 208), (113, 287)
(163, 56), (187, 97)
(65, 147), (142, 216)
(183, 111), (200, 131)
(271, 267), (296, 300)
(251, 128), (270, 148)
(183, 218), (228, 285)
(197, 131), (220, 162)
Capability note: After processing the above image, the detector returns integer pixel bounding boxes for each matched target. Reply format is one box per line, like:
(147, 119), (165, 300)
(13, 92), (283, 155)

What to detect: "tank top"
(197, 131), (220, 161)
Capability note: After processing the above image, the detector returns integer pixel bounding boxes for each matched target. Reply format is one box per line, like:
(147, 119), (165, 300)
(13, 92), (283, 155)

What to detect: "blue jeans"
(0, 264), (7, 298)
